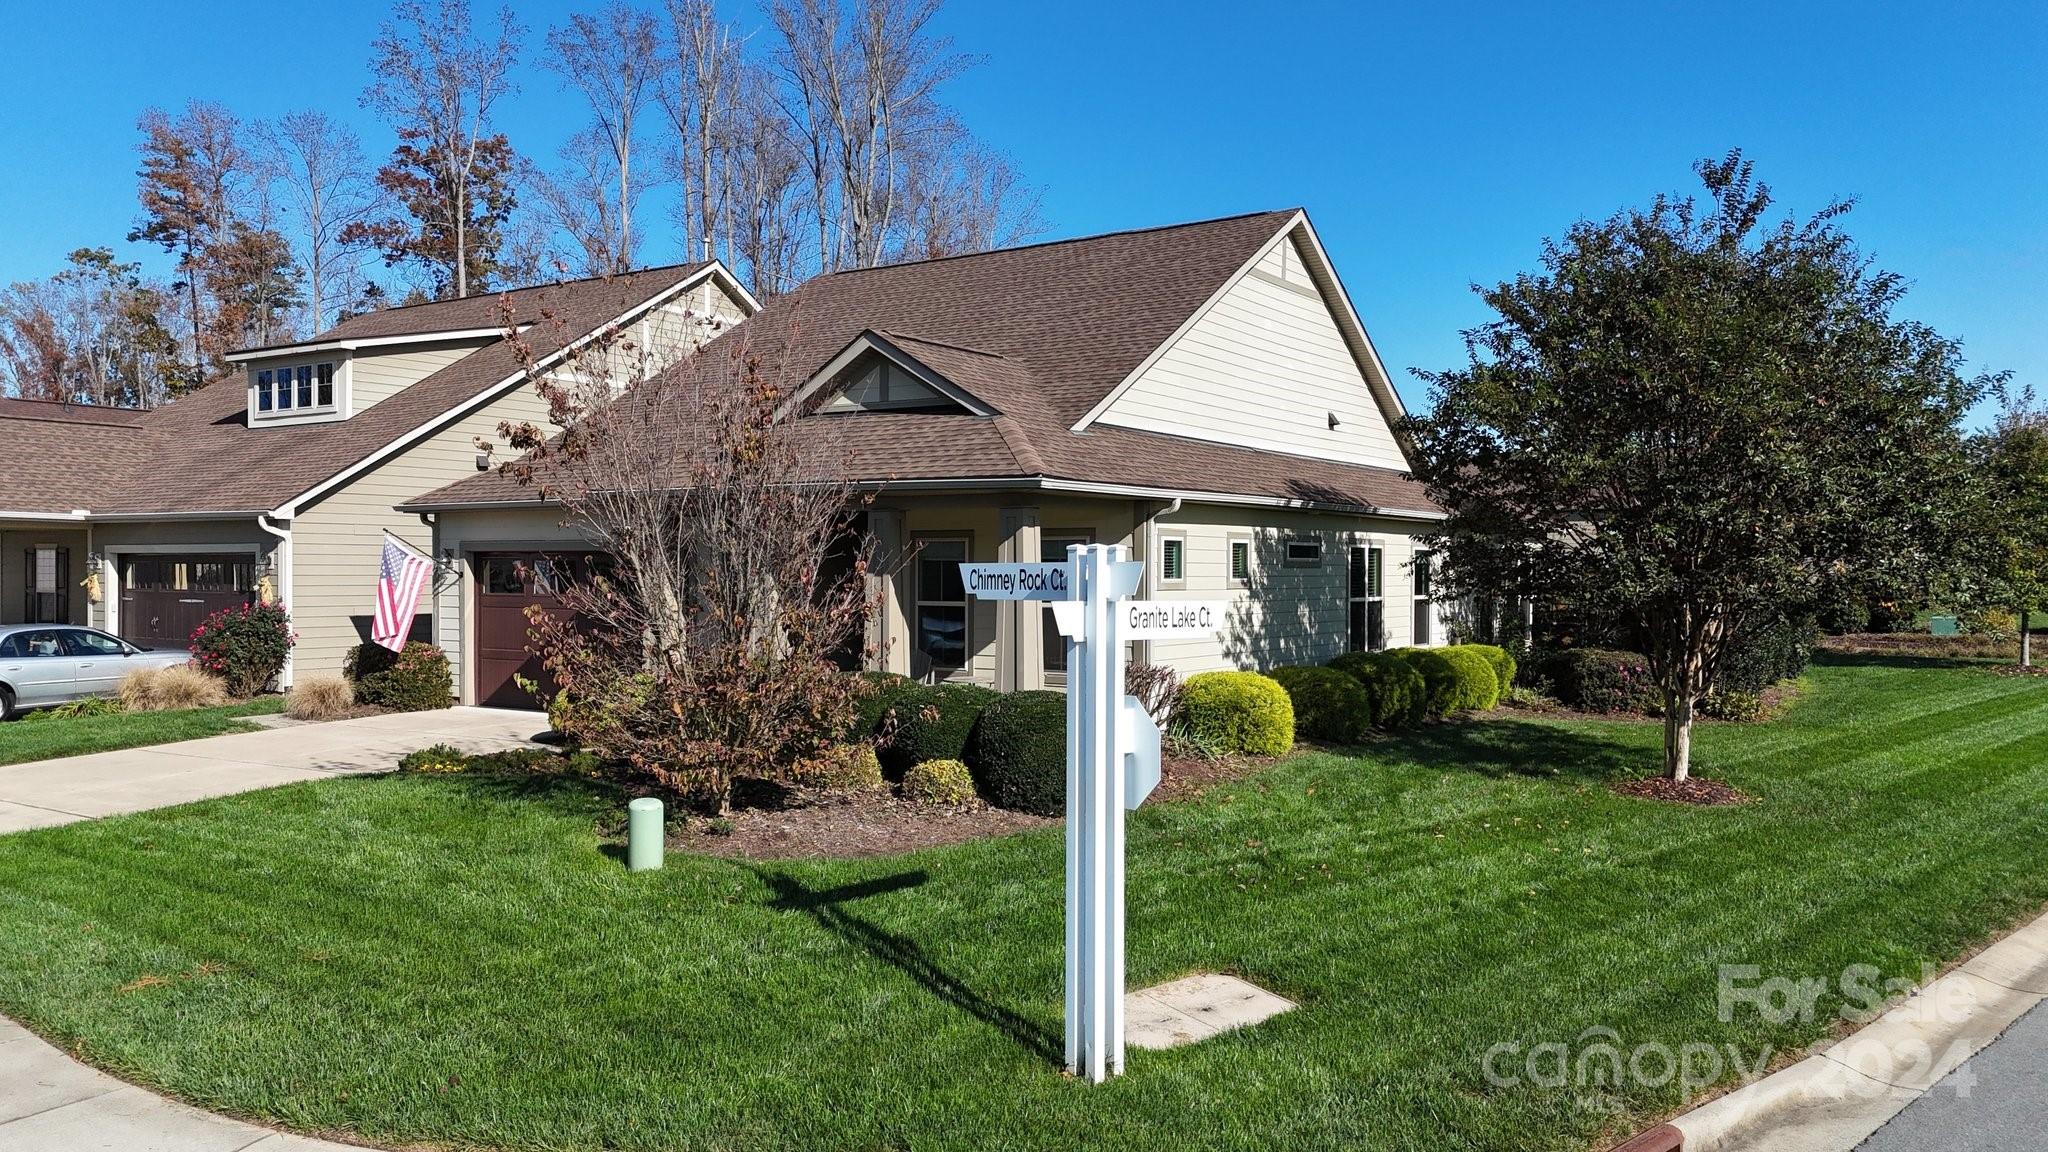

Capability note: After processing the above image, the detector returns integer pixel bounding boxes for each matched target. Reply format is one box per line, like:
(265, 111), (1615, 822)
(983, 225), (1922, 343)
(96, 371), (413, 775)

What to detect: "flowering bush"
(187, 602), (294, 697)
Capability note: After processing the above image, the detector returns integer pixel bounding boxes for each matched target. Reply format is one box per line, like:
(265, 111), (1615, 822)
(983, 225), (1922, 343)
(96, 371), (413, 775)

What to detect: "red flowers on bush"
(187, 602), (295, 697)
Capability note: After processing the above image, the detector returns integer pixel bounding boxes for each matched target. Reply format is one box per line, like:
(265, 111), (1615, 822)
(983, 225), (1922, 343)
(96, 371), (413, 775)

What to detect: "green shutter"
(1368, 547), (1383, 597)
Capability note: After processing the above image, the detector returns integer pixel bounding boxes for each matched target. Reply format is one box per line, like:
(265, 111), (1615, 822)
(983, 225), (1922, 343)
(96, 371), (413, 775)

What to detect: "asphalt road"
(1857, 999), (2048, 1151)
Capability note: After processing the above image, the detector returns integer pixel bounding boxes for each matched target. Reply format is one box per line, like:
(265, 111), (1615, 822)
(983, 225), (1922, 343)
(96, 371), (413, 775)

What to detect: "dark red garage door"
(474, 552), (605, 709)
(120, 554), (257, 650)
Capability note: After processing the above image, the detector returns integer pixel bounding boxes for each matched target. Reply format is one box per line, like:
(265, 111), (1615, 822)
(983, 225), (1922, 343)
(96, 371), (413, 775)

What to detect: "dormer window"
(820, 360), (954, 413)
(252, 361), (341, 421)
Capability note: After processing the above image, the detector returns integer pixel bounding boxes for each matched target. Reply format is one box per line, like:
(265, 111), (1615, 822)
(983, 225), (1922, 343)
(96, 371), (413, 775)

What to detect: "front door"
(120, 555), (257, 650)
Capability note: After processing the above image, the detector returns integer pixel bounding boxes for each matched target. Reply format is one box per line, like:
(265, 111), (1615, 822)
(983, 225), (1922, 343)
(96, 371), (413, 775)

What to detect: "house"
(0, 261), (758, 686)
(402, 210), (1451, 708)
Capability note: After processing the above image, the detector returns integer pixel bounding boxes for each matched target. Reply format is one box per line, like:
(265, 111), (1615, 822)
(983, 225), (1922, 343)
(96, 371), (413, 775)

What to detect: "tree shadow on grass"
(752, 867), (1062, 1065)
(1812, 649), (2008, 672)
(1379, 717), (1655, 785)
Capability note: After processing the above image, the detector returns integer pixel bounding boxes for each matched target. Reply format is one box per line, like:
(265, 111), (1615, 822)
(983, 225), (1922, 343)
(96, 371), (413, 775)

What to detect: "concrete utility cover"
(1126, 973), (1295, 1050)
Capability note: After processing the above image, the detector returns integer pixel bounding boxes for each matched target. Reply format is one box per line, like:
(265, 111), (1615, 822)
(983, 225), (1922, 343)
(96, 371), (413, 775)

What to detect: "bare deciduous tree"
(259, 111), (383, 332)
(660, 0), (742, 264)
(495, 306), (879, 811)
(546, 1), (659, 272)
(363, 0), (524, 298)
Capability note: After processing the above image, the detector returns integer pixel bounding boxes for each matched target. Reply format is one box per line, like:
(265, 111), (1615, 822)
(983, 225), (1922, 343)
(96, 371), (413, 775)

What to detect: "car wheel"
(0, 686), (15, 722)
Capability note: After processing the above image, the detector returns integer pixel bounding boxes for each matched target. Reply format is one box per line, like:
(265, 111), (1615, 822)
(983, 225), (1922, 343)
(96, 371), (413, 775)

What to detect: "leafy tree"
(207, 222), (304, 351)
(129, 104), (241, 387)
(1969, 387), (2048, 666)
(358, 0), (524, 299)
(344, 128), (523, 299)
(1409, 152), (1990, 781)
(0, 249), (179, 407)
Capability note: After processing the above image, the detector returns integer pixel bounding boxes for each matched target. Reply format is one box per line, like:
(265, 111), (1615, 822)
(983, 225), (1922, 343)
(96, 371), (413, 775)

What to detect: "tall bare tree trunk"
(1663, 690), (1693, 782)
(2023, 608), (2034, 668)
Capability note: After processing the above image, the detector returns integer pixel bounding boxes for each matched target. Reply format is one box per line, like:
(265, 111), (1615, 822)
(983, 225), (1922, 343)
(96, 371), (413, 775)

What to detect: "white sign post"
(960, 544), (1222, 1083)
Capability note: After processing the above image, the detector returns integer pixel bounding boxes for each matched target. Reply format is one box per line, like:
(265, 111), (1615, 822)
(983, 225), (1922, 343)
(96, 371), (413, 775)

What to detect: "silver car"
(0, 625), (194, 720)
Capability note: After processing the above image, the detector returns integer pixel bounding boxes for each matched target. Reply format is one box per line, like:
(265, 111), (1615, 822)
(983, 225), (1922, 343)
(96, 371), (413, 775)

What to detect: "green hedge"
(847, 672), (920, 739)
(878, 682), (1001, 775)
(967, 690), (1066, 816)
(1179, 671), (1294, 756)
(1461, 644), (1517, 697)
(1435, 646), (1503, 712)
(1326, 651), (1427, 729)
(345, 642), (453, 711)
(1267, 665), (1370, 744)
(1387, 648), (1459, 720)
(1540, 648), (1658, 713)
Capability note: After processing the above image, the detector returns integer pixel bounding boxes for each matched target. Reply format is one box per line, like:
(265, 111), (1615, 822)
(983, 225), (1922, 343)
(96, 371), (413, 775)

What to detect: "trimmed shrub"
(1435, 646), (1503, 712)
(877, 682), (1001, 775)
(118, 664), (228, 712)
(1461, 644), (1517, 698)
(283, 675), (355, 720)
(1178, 670), (1294, 756)
(1719, 615), (1818, 694)
(399, 743), (468, 773)
(1388, 647), (1460, 720)
(1543, 648), (1657, 713)
(1326, 651), (1427, 729)
(902, 758), (977, 805)
(847, 671), (920, 739)
(346, 642), (453, 711)
(1700, 689), (1766, 722)
(967, 689), (1066, 816)
(791, 743), (886, 792)
(187, 602), (294, 697)
(1267, 665), (1370, 744)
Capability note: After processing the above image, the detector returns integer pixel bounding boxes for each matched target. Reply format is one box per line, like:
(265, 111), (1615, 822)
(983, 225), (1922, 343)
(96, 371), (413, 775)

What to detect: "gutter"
(256, 513), (294, 689)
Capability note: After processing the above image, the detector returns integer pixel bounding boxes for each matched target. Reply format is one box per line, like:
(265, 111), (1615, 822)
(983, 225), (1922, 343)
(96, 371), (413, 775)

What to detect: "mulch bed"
(1610, 775), (1751, 806)
(664, 749), (1273, 860)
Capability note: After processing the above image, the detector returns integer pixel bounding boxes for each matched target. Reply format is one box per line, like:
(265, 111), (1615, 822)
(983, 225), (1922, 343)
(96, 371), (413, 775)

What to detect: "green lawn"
(0, 656), (2044, 1151)
(0, 697), (283, 766)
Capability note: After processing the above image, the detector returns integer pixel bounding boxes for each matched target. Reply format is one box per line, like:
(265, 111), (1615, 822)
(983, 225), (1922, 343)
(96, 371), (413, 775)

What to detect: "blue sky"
(3, 1), (2042, 419)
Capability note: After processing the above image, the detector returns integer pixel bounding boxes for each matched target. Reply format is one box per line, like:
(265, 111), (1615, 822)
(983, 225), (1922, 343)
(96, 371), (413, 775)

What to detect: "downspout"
(1136, 497), (1182, 668)
(257, 513), (294, 689)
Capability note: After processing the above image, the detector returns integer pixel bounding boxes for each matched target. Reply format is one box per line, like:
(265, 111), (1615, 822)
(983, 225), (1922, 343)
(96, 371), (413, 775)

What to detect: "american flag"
(372, 536), (433, 652)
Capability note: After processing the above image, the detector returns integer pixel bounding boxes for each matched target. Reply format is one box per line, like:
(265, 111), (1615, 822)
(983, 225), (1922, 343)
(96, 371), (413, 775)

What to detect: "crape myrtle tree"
(496, 301), (879, 812)
(1408, 152), (1988, 781)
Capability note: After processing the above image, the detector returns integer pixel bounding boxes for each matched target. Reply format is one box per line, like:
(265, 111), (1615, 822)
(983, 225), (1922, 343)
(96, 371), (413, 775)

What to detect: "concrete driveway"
(0, 707), (547, 833)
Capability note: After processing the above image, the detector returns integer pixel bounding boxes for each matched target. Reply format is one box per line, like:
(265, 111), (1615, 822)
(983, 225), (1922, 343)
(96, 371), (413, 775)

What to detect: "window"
(24, 548), (67, 624)
(1349, 545), (1384, 652)
(1158, 535), (1186, 585)
(63, 629), (129, 657)
(8, 630), (66, 658)
(915, 538), (969, 676)
(1229, 539), (1252, 584)
(1286, 539), (1323, 566)
(821, 359), (951, 412)
(251, 360), (340, 418)
(1042, 534), (1089, 678)
(1413, 550), (1435, 646)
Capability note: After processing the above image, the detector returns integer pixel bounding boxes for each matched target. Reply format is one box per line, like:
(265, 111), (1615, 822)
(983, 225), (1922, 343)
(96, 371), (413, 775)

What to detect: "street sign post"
(959, 545), (1222, 1082)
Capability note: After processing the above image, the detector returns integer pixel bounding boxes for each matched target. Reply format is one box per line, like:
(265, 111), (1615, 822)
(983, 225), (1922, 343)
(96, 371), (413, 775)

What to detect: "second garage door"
(474, 552), (604, 709)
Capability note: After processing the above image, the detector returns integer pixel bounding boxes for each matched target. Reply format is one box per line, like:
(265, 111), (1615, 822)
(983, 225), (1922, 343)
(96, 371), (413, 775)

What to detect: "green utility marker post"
(627, 797), (664, 871)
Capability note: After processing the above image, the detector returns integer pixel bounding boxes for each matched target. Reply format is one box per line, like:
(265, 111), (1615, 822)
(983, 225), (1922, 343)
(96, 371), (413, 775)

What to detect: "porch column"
(867, 507), (911, 675)
(996, 506), (1044, 692)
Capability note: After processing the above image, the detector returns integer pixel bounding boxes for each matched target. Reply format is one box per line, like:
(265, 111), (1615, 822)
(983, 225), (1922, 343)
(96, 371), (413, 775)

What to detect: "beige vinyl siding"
(1140, 504), (1438, 676)
(1094, 232), (1408, 472)
(346, 339), (494, 412)
(290, 381), (554, 681)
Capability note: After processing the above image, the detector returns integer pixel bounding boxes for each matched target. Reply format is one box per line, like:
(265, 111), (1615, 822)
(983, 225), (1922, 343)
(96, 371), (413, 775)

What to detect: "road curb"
(1603, 908), (2048, 1152)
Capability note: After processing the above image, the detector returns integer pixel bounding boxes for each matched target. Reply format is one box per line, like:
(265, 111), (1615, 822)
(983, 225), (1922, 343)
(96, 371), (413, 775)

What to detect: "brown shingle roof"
(3, 263), (714, 517)
(408, 211), (1440, 518)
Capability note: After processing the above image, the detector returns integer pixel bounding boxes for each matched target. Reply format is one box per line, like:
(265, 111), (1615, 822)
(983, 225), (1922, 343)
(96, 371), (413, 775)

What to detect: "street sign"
(1118, 599), (1228, 639)
(956, 561), (1073, 601)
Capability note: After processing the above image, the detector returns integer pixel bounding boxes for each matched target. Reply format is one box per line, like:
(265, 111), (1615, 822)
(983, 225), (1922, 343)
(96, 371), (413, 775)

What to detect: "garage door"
(120, 554), (257, 650)
(474, 552), (604, 710)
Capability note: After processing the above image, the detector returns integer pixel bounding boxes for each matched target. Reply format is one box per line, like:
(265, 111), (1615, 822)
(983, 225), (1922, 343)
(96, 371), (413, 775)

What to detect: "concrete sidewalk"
(1, 1016), (361, 1151)
(0, 707), (546, 833)
(0, 705), (545, 1150)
